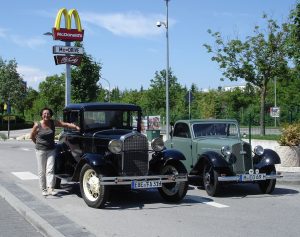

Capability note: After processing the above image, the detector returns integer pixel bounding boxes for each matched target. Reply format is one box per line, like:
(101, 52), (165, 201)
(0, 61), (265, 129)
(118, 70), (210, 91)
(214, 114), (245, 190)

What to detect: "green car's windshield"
(192, 123), (239, 138)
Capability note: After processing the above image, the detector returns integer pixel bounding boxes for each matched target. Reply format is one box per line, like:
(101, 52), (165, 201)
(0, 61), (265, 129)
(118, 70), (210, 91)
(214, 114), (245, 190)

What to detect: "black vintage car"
(55, 103), (188, 208)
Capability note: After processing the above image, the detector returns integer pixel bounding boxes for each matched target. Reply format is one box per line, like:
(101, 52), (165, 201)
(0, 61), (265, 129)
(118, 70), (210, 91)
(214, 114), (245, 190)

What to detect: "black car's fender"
(150, 149), (186, 172)
(71, 153), (108, 182)
(254, 149), (281, 169)
(199, 151), (229, 168)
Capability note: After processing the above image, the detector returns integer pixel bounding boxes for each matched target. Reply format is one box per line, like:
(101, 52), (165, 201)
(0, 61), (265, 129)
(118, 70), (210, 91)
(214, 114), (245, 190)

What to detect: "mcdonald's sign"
(52, 8), (84, 41)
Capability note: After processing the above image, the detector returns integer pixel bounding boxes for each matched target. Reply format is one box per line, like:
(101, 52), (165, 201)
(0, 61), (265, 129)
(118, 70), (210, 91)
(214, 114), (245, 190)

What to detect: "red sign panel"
(52, 28), (84, 41)
(54, 55), (82, 66)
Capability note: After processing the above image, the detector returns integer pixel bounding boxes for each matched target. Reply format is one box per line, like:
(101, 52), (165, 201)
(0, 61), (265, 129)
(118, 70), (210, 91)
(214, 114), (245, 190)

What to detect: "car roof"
(175, 119), (238, 125)
(64, 102), (141, 111)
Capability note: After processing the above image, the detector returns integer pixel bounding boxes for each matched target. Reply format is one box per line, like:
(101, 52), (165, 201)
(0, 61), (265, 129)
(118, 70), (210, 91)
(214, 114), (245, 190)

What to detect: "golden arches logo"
(52, 8), (84, 41)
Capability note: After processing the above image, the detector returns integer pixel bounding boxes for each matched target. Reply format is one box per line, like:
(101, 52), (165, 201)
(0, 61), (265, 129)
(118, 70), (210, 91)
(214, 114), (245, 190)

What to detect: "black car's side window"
(64, 111), (80, 131)
(174, 123), (191, 138)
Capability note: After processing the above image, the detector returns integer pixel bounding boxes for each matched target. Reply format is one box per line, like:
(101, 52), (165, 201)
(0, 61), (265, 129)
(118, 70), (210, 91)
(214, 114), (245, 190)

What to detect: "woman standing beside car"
(30, 107), (80, 196)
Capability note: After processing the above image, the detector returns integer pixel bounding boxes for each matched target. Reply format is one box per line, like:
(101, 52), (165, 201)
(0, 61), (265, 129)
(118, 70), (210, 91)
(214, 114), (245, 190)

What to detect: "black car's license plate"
(131, 180), (162, 189)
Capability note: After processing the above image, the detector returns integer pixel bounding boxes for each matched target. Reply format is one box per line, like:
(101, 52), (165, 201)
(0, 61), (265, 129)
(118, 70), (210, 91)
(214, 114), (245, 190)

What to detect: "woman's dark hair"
(40, 107), (53, 117)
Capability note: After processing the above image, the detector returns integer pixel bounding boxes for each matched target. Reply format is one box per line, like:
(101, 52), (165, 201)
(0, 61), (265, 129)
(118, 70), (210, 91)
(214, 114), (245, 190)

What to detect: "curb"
(0, 183), (65, 237)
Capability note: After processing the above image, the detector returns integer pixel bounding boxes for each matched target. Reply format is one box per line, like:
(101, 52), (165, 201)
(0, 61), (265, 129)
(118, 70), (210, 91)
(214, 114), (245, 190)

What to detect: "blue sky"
(0, 0), (296, 91)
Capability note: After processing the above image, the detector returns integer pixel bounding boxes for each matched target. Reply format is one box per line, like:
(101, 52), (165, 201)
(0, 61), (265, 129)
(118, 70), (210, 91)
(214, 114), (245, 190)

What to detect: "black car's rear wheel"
(80, 164), (108, 208)
(54, 177), (61, 189)
(158, 162), (188, 202)
(258, 165), (276, 194)
(203, 162), (220, 196)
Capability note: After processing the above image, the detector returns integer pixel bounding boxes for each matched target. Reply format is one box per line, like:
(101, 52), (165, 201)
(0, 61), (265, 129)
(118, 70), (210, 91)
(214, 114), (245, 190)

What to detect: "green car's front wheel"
(203, 162), (220, 196)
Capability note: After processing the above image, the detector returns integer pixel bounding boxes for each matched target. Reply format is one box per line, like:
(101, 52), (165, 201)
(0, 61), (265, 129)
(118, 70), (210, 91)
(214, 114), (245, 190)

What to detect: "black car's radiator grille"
(120, 133), (149, 176)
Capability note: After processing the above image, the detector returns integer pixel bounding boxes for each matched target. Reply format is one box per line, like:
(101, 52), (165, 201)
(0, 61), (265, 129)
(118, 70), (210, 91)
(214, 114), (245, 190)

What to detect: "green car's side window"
(173, 123), (191, 138)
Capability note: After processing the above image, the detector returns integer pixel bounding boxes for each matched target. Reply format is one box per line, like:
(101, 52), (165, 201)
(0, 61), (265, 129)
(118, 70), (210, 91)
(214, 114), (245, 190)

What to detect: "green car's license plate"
(240, 173), (266, 181)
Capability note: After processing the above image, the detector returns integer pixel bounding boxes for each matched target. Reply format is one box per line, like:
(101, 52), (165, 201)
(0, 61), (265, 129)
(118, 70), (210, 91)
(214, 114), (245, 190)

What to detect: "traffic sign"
(53, 45), (83, 55)
(270, 107), (280, 118)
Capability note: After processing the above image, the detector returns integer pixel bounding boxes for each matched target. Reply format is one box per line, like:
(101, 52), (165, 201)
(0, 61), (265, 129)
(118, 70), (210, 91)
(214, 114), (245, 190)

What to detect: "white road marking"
(21, 148), (31, 151)
(202, 201), (229, 208)
(189, 185), (230, 208)
(12, 171), (38, 180)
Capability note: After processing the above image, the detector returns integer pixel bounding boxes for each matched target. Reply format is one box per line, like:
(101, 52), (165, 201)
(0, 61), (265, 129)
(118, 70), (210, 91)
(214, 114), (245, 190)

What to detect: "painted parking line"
(202, 201), (229, 208)
(189, 185), (229, 208)
(12, 172), (38, 180)
(20, 148), (31, 151)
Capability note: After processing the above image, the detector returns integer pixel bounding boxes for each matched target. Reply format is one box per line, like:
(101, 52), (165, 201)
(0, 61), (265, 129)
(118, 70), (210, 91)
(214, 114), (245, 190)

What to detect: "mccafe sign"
(52, 8), (84, 41)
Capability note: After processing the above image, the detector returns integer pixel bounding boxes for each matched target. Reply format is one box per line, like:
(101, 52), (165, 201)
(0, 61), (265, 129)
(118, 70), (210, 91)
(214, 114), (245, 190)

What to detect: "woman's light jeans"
(35, 149), (56, 191)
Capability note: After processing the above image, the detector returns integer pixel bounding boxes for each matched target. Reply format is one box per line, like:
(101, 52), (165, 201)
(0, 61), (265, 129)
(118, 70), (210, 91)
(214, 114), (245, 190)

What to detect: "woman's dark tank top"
(35, 120), (55, 150)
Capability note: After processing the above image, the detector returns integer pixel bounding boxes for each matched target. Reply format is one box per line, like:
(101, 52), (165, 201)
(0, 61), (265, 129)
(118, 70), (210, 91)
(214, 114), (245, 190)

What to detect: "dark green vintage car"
(165, 119), (282, 196)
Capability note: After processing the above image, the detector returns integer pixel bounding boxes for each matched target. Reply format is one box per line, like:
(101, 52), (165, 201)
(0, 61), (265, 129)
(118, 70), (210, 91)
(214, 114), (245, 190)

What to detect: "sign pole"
(189, 90), (191, 120)
(7, 100), (10, 139)
(65, 41), (71, 106)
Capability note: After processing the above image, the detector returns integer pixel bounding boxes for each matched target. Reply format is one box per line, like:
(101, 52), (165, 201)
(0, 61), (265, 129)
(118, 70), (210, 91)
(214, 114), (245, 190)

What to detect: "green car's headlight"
(221, 145), (231, 156)
(254, 145), (264, 156)
(108, 140), (122, 154)
(151, 137), (164, 152)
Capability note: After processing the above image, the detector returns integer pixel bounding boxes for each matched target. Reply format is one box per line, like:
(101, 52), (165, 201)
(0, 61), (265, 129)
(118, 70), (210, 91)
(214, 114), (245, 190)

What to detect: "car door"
(171, 122), (193, 171)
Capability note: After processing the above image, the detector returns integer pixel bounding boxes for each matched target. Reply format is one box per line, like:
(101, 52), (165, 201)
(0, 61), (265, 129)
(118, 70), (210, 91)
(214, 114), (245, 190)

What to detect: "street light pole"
(157, 0), (170, 140)
(165, 0), (170, 140)
(101, 78), (111, 102)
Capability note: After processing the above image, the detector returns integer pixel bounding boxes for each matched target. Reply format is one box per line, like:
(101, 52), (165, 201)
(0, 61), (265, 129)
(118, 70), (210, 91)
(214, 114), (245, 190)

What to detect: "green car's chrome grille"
(231, 143), (253, 173)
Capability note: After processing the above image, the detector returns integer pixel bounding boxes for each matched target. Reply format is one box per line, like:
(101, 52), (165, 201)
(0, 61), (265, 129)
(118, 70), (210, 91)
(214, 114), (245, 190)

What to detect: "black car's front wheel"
(258, 165), (276, 194)
(80, 164), (108, 208)
(158, 162), (188, 202)
(203, 162), (220, 196)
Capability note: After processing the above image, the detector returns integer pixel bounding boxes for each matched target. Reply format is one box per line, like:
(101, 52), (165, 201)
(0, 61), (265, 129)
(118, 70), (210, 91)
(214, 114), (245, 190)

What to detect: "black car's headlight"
(108, 140), (122, 154)
(254, 145), (264, 156)
(221, 145), (231, 156)
(151, 137), (164, 152)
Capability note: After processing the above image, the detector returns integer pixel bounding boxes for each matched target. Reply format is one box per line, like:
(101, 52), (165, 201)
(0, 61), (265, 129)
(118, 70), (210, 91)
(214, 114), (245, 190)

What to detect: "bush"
(278, 122), (300, 146)
(0, 133), (7, 141)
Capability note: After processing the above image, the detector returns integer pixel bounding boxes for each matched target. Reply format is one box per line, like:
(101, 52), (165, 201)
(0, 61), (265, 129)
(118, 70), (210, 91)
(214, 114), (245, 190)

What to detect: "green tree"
(287, 2), (300, 71)
(71, 43), (102, 103)
(204, 15), (289, 135)
(146, 69), (185, 123)
(38, 74), (65, 117)
(0, 58), (26, 114)
(23, 88), (39, 121)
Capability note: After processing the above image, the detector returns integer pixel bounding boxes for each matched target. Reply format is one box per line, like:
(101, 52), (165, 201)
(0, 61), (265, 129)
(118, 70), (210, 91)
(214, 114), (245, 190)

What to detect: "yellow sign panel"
(2, 115), (16, 121)
(54, 8), (83, 31)
(52, 8), (84, 42)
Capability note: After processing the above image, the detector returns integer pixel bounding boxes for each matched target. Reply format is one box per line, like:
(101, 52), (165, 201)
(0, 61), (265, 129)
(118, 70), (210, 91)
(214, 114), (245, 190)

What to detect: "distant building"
(223, 85), (246, 92)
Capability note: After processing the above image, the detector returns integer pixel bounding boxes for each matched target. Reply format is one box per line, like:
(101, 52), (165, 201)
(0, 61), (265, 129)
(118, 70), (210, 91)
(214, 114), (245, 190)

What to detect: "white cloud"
(81, 11), (167, 38)
(0, 28), (8, 38)
(11, 35), (46, 49)
(17, 65), (48, 90)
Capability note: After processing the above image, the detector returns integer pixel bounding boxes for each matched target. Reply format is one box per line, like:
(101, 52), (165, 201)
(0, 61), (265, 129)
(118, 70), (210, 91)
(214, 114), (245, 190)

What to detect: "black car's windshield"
(84, 110), (139, 130)
(192, 123), (239, 138)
